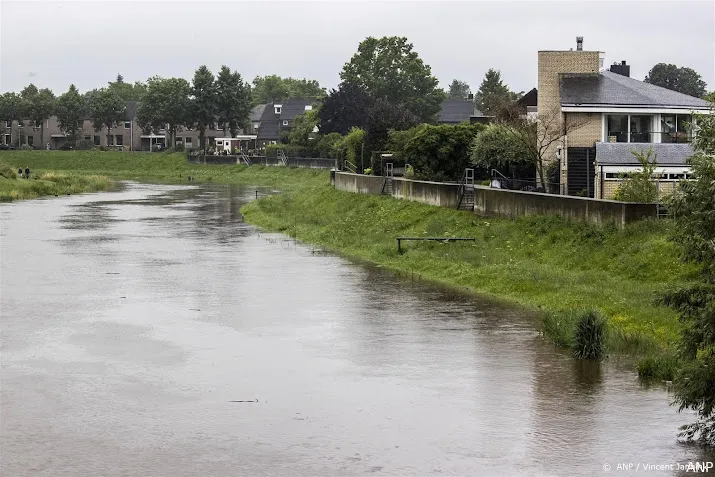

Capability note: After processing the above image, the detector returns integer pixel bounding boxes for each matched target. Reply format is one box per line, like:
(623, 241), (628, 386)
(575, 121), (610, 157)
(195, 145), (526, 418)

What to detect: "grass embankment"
(0, 159), (110, 201)
(2, 151), (694, 378)
(0, 150), (326, 199)
(241, 177), (697, 378)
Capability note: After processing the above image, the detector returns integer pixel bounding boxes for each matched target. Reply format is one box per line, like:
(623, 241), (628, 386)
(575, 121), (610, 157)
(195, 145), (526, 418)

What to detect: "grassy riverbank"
(1, 151), (694, 377)
(0, 159), (110, 201)
(241, 176), (697, 377)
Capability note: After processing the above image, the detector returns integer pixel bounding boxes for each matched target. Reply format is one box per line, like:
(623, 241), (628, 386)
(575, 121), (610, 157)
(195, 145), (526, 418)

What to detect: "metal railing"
(456, 168), (474, 209)
(606, 131), (692, 144)
(344, 159), (357, 173)
(277, 150), (288, 166)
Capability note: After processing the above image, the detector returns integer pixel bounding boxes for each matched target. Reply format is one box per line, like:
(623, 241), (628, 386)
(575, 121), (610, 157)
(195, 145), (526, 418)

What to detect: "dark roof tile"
(595, 142), (694, 165)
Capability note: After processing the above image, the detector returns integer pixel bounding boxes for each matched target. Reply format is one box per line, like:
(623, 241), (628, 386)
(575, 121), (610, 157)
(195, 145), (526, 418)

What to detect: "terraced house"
(536, 37), (711, 199)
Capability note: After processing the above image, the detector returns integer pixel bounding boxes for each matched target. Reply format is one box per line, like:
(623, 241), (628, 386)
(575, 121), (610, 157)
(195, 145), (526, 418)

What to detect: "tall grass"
(572, 310), (607, 359)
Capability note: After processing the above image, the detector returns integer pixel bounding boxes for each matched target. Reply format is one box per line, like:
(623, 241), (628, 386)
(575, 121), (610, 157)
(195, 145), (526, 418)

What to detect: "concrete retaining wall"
(333, 172), (657, 228)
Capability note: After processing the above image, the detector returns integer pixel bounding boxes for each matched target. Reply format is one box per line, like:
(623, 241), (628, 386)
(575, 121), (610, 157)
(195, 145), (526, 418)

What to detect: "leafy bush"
(363, 168), (372, 175)
(400, 123), (485, 182)
(19, 144), (33, 151)
(343, 127), (365, 167)
(315, 132), (343, 158)
(0, 160), (17, 180)
(265, 143), (311, 158)
(572, 310), (607, 359)
(470, 123), (531, 172)
(404, 164), (415, 179)
(76, 140), (94, 150)
(613, 148), (658, 203)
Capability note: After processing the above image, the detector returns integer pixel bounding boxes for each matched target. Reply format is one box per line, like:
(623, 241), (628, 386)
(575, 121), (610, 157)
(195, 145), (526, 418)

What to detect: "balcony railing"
(607, 131), (691, 144)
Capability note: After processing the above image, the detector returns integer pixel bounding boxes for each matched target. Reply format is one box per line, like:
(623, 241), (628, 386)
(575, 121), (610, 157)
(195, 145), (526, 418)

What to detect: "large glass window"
(629, 115), (652, 143)
(607, 115), (628, 143)
(661, 114), (691, 143)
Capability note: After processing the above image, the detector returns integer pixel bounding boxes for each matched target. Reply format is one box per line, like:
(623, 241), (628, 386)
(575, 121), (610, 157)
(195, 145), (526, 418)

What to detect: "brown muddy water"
(1, 182), (713, 477)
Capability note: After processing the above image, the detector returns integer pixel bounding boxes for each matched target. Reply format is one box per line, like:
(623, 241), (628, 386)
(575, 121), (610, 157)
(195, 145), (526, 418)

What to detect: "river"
(1, 182), (712, 477)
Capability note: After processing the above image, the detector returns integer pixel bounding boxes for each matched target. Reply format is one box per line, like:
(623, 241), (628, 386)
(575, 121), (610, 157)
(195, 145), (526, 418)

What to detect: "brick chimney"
(609, 61), (630, 77)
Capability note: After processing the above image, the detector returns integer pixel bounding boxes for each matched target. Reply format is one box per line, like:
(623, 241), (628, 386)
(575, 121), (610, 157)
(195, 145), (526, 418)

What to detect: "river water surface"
(1, 183), (713, 477)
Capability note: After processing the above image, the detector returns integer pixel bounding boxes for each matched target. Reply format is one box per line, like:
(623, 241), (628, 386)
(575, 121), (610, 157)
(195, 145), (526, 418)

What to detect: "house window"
(304, 105), (312, 111)
(606, 115), (628, 143)
(185, 137), (193, 146)
(216, 123), (223, 130)
(3, 134), (10, 144)
(84, 136), (91, 141)
(282, 120), (289, 126)
(27, 136), (34, 146)
(124, 121), (131, 129)
(115, 135), (123, 146)
(93, 135), (100, 145)
(107, 135), (114, 146)
(274, 105), (282, 114)
(606, 114), (656, 143)
(661, 114), (692, 143)
(33, 120), (42, 129)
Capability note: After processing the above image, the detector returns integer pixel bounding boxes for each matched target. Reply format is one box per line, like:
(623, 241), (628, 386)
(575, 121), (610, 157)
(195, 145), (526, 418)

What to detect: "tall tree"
(0, 92), (26, 146)
(136, 76), (191, 148)
(644, 63), (707, 98)
(21, 84), (56, 147)
(215, 65), (252, 137)
(251, 75), (325, 105)
(108, 73), (147, 102)
(448, 79), (471, 100)
(474, 69), (514, 116)
(364, 98), (420, 173)
(189, 65), (218, 150)
(317, 82), (375, 135)
(703, 91), (715, 103)
(665, 111), (715, 447)
(88, 87), (125, 146)
(56, 84), (86, 143)
(340, 36), (445, 123)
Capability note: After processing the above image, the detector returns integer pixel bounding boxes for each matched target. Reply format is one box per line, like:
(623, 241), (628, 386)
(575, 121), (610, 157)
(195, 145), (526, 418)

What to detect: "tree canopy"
(447, 79), (471, 100)
(317, 82), (374, 135)
(474, 69), (520, 115)
(469, 123), (532, 172)
(108, 74), (147, 102)
(364, 98), (420, 165)
(56, 84), (86, 142)
(644, 63), (708, 98)
(340, 36), (445, 123)
(190, 65), (218, 149)
(136, 76), (191, 146)
(397, 123), (485, 182)
(87, 87), (125, 142)
(250, 75), (326, 104)
(665, 111), (715, 446)
(21, 84), (56, 145)
(215, 65), (252, 137)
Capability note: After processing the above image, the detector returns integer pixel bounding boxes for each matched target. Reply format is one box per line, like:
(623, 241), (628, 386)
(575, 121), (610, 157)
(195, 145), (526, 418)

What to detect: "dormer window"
(304, 105), (312, 111)
(282, 120), (289, 126)
(274, 105), (282, 115)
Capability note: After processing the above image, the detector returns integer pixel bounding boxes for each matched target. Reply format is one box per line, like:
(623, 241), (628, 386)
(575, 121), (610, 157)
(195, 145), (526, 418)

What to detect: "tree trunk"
(199, 128), (206, 152)
(107, 124), (112, 148)
(41, 121), (45, 149)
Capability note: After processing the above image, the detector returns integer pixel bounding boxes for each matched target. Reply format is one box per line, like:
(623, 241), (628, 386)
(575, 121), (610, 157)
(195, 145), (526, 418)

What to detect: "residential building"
(537, 37), (711, 198)
(255, 98), (319, 147)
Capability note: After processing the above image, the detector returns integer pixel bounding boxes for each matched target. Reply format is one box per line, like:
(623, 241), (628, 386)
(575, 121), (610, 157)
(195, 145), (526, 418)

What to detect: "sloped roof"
(250, 104), (266, 122)
(279, 98), (319, 121)
(560, 71), (710, 109)
(595, 142), (694, 165)
(438, 99), (476, 123)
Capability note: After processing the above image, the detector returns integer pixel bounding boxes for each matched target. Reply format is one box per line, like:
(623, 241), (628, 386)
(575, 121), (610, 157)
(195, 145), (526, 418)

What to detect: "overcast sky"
(1, 0), (713, 96)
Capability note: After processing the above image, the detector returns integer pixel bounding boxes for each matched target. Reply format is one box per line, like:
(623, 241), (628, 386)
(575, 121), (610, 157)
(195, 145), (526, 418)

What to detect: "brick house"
(254, 98), (319, 147)
(536, 37), (711, 199)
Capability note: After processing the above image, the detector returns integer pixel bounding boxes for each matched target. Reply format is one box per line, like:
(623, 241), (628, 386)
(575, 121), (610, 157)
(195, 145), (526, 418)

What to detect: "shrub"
(265, 143), (311, 158)
(76, 140), (94, 150)
(637, 354), (679, 381)
(613, 148), (658, 203)
(404, 164), (415, 179)
(0, 160), (17, 180)
(19, 144), (33, 151)
(363, 168), (373, 175)
(573, 310), (607, 359)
